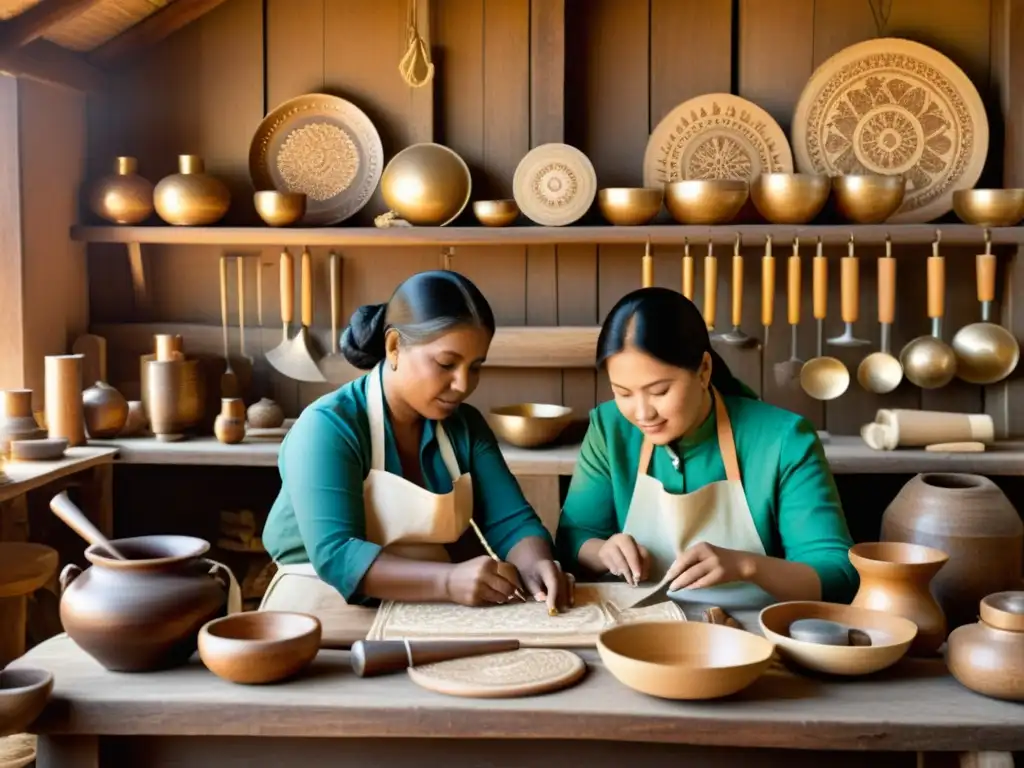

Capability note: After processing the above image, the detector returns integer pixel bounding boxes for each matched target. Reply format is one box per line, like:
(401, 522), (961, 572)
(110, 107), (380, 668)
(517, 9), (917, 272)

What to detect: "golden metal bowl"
(254, 191), (307, 227)
(381, 143), (472, 226)
(664, 180), (748, 225)
(831, 174), (906, 224)
(488, 403), (573, 449)
(473, 199), (520, 227)
(952, 189), (1024, 227)
(750, 173), (830, 224)
(597, 187), (664, 226)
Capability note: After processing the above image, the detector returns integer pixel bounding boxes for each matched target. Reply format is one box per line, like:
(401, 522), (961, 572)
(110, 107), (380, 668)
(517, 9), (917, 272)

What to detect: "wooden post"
(0, 75), (25, 392)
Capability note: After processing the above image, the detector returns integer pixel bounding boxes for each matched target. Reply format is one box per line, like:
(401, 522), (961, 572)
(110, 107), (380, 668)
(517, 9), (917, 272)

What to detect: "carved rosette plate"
(407, 649), (586, 698)
(249, 94), (384, 226)
(513, 143), (597, 226)
(792, 38), (989, 223)
(643, 93), (793, 188)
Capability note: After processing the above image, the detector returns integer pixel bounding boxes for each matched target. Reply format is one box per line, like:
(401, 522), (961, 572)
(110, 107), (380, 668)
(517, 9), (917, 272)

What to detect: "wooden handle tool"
(813, 238), (827, 322)
(978, 230), (997, 313)
(330, 251), (341, 355)
(237, 256), (247, 358)
(642, 239), (653, 288)
(788, 238), (801, 327)
(841, 236), (860, 326)
(703, 241), (717, 331)
(219, 255), (231, 359)
(279, 248), (294, 342)
(301, 247), (314, 329)
(879, 237), (896, 326)
(927, 234), (945, 321)
(762, 235), (775, 344)
(732, 234), (744, 328)
(350, 639), (520, 678)
(681, 239), (694, 300)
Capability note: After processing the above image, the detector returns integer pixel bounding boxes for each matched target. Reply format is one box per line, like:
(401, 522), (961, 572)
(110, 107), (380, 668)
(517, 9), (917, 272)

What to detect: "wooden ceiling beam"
(0, 0), (105, 54)
(88, 0), (231, 67)
(0, 39), (105, 92)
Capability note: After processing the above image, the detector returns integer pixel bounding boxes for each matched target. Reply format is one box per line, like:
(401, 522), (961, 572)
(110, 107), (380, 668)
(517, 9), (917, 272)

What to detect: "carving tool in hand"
(350, 638), (519, 677)
(469, 518), (527, 603)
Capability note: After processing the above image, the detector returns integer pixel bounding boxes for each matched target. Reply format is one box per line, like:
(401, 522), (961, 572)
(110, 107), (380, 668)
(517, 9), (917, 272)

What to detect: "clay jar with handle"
(849, 542), (949, 656)
(60, 535), (231, 672)
(947, 591), (1024, 701)
(881, 473), (1023, 631)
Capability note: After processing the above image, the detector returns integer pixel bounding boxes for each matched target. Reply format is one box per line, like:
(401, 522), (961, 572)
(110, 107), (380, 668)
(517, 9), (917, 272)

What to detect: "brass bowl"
(488, 403), (573, 449)
(664, 179), (748, 225)
(952, 189), (1024, 227)
(473, 199), (520, 227)
(199, 611), (321, 685)
(254, 191), (307, 227)
(381, 143), (472, 226)
(597, 187), (664, 226)
(750, 173), (830, 224)
(831, 174), (906, 224)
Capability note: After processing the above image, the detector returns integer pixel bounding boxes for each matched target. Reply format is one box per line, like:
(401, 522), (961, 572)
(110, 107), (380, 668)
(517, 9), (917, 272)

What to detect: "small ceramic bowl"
(598, 621), (774, 700)
(759, 601), (917, 676)
(9, 437), (68, 461)
(199, 611), (321, 685)
(0, 667), (53, 738)
(488, 403), (573, 449)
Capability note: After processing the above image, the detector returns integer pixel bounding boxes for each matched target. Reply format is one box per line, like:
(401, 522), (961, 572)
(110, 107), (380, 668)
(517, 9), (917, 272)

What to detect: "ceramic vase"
(44, 355), (86, 447)
(153, 154), (230, 226)
(947, 591), (1024, 701)
(849, 542), (948, 656)
(214, 398), (245, 444)
(82, 381), (129, 439)
(146, 359), (204, 442)
(88, 156), (154, 225)
(881, 472), (1023, 630)
(0, 389), (45, 458)
(116, 400), (148, 437)
(246, 397), (284, 429)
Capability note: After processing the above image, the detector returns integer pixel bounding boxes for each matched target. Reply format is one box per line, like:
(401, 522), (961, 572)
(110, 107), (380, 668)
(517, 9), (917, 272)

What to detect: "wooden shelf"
(0, 447), (118, 503)
(69, 223), (1024, 248)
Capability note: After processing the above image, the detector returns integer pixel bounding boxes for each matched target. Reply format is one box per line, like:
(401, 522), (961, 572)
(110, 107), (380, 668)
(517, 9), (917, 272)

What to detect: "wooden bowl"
(488, 403), (573, 448)
(759, 601), (917, 676)
(473, 199), (520, 227)
(254, 191), (306, 227)
(8, 437), (67, 461)
(664, 179), (748, 225)
(381, 143), (472, 226)
(952, 189), (1024, 227)
(598, 621), (774, 700)
(597, 187), (663, 226)
(0, 667), (52, 738)
(750, 173), (830, 224)
(199, 611), (321, 685)
(831, 174), (906, 224)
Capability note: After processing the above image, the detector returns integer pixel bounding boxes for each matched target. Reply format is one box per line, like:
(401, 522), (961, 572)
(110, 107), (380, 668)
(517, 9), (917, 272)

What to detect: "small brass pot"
(473, 199), (520, 227)
(750, 173), (830, 224)
(88, 156), (154, 225)
(597, 188), (664, 226)
(154, 154), (231, 226)
(664, 180), (748, 225)
(254, 191), (306, 227)
(831, 175), (905, 224)
(488, 403), (573, 449)
(952, 189), (1024, 227)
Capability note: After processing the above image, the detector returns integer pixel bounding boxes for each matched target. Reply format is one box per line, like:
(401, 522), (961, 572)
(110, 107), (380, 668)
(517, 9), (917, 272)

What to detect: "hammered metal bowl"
(831, 174), (906, 224)
(381, 143), (472, 226)
(750, 173), (830, 224)
(952, 189), (1024, 227)
(664, 180), (748, 225)
(598, 187), (664, 226)
(489, 403), (573, 448)
(254, 191), (307, 227)
(473, 199), (520, 227)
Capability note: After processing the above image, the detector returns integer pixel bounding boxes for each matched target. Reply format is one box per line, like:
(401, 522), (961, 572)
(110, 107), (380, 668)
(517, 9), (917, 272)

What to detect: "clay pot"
(214, 398), (246, 444)
(849, 542), (948, 656)
(0, 667), (53, 738)
(0, 389), (45, 458)
(82, 381), (129, 439)
(947, 592), (1024, 701)
(117, 400), (148, 437)
(246, 397), (284, 429)
(88, 156), (154, 225)
(59, 535), (231, 672)
(881, 473), (1023, 630)
(153, 154), (230, 226)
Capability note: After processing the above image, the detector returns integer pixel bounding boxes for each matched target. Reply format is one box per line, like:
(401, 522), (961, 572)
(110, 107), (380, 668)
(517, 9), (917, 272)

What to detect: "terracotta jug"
(947, 592), (1024, 701)
(60, 535), (231, 672)
(881, 473), (1023, 630)
(849, 542), (948, 656)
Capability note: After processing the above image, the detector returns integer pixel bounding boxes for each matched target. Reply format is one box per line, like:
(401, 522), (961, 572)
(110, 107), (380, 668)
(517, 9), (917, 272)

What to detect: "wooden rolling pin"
(350, 638), (520, 677)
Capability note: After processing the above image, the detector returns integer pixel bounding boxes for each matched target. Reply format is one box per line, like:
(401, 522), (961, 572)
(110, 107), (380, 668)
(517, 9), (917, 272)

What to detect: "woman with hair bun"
(262, 270), (571, 617)
(556, 287), (857, 608)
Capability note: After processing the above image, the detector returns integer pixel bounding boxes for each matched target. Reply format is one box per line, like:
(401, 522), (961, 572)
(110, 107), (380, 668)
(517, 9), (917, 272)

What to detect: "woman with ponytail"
(262, 270), (571, 619)
(556, 288), (857, 606)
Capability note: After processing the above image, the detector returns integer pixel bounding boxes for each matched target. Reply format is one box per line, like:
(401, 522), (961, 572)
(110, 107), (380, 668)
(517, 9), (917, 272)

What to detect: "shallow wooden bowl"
(980, 591), (1024, 632)
(598, 621), (774, 700)
(0, 667), (52, 738)
(952, 189), (1024, 227)
(759, 601), (917, 676)
(831, 174), (905, 224)
(664, 179), (748, 225)
(488, 403), (573, 448)
(199, 611), (321, 685)
(254, 191), (306, 227)
(597, 188), (663, 226)
(9, 437), (67, 461)
(750, 173), (830, 224)
(473, 199), (520, 227)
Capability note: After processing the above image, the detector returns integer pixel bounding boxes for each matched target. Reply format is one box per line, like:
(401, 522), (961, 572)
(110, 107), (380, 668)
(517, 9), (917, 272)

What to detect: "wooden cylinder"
(44, 354), (86, 446)
(1, 389), (32, 420)
(154, 334), (183, 362)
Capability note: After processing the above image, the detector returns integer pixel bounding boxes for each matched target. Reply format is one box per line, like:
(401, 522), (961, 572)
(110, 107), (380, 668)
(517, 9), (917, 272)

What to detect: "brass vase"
(154, 154), (230, 226)
(88, 156), (154, 225)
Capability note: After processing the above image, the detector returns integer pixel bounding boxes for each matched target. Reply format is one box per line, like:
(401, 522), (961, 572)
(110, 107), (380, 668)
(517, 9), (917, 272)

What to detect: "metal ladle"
(951, 229), (1021, 384)
(800, 238), (850, 400)
(773, 238), (804, 388)
(857, 235), (904, 393)
(900, 231), (958, 389)
(719, 233), (757, 347)
(827, 234), (870, 348)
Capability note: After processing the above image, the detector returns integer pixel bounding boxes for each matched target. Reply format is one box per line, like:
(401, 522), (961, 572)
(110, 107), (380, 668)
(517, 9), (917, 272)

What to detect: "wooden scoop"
(49, 491), (126, 560)
(350, 639), (520, 677)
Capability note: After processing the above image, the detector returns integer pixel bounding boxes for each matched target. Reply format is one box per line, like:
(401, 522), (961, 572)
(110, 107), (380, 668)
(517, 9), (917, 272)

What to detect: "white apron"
(622, 389), (776, 611)
(259, 364), (475, 632)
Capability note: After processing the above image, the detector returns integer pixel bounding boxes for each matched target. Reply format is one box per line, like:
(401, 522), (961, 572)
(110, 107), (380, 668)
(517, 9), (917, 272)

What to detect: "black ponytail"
(596, 287), (757, 399)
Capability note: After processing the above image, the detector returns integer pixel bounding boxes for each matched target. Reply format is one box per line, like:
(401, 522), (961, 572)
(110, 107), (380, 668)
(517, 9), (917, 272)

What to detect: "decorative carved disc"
(513, 143), (597, 226)
(643, 93), (794, 188)
(249, 94), (384, 226)
(407, 649), (586, 698)
(792, 37), (989, 223)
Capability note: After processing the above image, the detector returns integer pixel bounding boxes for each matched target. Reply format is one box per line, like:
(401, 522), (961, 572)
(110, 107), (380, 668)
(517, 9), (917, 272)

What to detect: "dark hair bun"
(341, 303), (388, 369)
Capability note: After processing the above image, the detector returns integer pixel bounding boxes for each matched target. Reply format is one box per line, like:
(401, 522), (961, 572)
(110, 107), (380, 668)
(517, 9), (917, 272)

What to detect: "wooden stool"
(0, 543), (58, 666)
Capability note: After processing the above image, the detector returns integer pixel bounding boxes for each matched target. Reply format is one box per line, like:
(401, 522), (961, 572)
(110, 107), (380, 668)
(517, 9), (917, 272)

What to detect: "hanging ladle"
(800, 238), (850, 400)
(773, 238), (803, 388)
(642, 238), (654, 288)
(900, 231), (958, 389)
(950, 229), (1021, 384)
(827, 234), (870, 349)
(50, 490), (127, 560)
(702, 240), (718, 335)
(857, 235), (904, 394)
(719, 233), (757, 347)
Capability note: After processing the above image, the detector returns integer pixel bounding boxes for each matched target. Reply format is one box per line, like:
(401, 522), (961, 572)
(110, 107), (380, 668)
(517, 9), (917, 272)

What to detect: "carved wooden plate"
(513, 143), (597, 226)
(792, 38), (989, 223)
(249, 94), (384, 226)
(407, 649), (586, 698)
(643, 93), (793, 188)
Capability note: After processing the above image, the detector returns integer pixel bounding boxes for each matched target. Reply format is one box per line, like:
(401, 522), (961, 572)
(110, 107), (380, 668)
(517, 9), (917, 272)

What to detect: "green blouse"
(555, 394), (858, 603)
(263, 369), (552, 603)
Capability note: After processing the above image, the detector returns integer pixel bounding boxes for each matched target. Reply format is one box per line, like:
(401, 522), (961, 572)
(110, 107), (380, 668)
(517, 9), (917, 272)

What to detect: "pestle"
(788, 619), (872, 647)
(49, 491), (127, 560)
(350, 638), (520, 677)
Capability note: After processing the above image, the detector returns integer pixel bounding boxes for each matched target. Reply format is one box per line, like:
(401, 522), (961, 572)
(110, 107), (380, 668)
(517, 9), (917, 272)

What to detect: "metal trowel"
(265, 246), (326, 383)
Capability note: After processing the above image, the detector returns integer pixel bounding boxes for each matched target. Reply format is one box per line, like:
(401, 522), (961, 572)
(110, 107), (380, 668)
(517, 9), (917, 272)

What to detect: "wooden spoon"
(49, 491), (127, 560)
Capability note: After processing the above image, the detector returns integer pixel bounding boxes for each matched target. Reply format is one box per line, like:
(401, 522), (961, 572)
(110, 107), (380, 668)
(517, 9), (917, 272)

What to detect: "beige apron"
(622, 389), (776, 611)
(260, 364), (475, 628)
